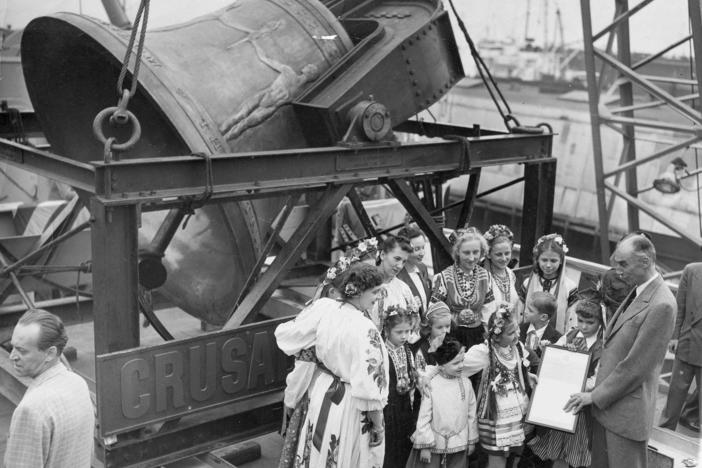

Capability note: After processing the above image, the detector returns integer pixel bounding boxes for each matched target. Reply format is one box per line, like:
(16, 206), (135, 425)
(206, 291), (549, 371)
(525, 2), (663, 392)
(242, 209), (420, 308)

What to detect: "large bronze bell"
(21, 0), (352, 325)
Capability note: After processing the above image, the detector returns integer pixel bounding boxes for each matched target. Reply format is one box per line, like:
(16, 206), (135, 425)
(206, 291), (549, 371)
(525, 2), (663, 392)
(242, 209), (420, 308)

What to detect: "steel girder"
(580, 0), (702, 262)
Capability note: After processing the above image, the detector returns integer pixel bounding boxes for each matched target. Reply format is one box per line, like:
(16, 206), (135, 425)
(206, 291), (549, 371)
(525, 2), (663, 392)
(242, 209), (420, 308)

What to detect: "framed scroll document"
(525, 345), (591, 433)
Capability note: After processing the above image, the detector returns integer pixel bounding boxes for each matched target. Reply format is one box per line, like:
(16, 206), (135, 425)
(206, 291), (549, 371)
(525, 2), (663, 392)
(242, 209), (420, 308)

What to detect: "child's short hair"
(434, 337), (463, 365)
(528, 291), (557, 319)
(574, 300), (603, 324)
(419, 301), (452, 338)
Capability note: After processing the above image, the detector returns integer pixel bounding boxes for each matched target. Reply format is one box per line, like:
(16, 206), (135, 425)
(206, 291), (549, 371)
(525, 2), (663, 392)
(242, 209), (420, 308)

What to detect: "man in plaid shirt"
(4, 309), (94, 467)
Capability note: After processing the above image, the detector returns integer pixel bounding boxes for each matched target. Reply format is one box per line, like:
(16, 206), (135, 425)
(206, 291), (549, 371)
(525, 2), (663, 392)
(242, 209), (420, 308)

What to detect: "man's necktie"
(621, 289), (637, 311)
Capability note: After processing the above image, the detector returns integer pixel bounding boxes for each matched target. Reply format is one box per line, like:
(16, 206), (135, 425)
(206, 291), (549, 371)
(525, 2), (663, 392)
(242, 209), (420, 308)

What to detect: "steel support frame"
(580, 0), (702, 262)
(0, 125), (554, 465)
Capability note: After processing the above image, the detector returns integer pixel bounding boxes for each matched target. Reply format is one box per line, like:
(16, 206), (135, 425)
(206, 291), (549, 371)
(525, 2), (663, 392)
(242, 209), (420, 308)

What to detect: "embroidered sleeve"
(411, 385), (435, 449)
(350, 326), (388, 411)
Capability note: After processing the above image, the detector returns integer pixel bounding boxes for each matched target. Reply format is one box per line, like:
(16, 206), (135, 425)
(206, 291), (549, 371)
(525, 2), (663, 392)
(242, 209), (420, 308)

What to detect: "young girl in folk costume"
(516, 233), (578, 334)
(372, 235), (420, 333)
(382, 305), (420, 468)
(528, 300), (604, 468)
(481, 224), (519, 327)
(431, 227), (489, 351)
(277, 256), (357, 468)
(275, 263), (389, 468)
(406, 338), (478, 468)
(463, 305), (535, 468)
(412, 301), (453, 374)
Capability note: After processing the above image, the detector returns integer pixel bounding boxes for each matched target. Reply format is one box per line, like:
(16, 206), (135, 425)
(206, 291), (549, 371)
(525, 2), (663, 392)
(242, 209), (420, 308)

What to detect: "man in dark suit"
(397, 226), (431, 315)
(565, 233), (676, 468)
(659, 262), (702, 433)
(519, 291), (561, 373)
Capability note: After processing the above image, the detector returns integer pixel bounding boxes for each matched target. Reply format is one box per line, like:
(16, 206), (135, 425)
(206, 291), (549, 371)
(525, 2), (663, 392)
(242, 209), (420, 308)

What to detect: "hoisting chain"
(92, 0), (150, 161)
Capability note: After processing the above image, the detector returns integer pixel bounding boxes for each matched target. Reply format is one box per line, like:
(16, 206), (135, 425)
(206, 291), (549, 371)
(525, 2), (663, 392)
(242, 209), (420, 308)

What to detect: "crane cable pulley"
(92, 0), (150, 159)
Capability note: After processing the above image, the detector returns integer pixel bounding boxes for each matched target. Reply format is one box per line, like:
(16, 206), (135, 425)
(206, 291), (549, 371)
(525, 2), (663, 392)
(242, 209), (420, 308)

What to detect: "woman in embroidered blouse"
(275, 263), (389, 468)
(480, 225), (519, 327)
(277, 255), (358, 468)
(370, 235), (417, 332)
(431, 228), (489, 351)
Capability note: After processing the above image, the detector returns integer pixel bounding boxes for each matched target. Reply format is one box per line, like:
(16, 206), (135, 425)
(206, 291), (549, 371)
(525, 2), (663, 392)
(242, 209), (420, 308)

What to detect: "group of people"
(275, 225), (680, 468)
(0, 222), (689, 468)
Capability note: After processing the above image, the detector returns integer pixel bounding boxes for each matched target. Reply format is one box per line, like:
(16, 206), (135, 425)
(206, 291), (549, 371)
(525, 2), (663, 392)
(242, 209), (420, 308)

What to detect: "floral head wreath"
(484, 224), (514, 244)
(323, 255), (355, 286)
(535, 233), (569, 254)
(489, 303), (513, 337)
(448, 226), (481, 246)
(350, 237), (379, 259)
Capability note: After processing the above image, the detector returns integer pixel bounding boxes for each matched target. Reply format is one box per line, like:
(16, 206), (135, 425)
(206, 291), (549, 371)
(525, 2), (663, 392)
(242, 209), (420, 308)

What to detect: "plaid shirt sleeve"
(4, 402), (50, 468)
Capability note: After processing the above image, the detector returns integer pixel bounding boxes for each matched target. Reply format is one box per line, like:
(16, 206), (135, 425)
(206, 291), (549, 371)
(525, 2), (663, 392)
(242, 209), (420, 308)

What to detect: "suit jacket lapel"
(606, 275), (662, 342)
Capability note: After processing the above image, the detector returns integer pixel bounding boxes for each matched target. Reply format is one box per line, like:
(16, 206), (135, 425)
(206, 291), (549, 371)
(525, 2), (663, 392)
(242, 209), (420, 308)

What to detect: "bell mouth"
(21, 14), (190, 163)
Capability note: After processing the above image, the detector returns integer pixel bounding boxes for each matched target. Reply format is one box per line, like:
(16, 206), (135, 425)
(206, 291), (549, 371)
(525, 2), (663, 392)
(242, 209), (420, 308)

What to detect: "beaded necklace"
(454, 264), (478, 305)
(385, 340), (414, 394)
(490, 264), (512, 303)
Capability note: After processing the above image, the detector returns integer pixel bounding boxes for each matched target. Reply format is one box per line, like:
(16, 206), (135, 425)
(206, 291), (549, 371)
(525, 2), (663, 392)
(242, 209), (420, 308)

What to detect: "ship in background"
(432, 0), (702, 273)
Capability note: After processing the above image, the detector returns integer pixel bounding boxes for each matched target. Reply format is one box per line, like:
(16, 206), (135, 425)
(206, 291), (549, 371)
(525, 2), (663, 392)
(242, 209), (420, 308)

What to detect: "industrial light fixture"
(651, 157), (701, 194)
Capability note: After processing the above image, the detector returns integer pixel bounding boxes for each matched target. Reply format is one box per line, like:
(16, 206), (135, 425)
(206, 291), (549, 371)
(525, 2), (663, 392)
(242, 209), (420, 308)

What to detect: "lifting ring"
(92, 106), (142, 152)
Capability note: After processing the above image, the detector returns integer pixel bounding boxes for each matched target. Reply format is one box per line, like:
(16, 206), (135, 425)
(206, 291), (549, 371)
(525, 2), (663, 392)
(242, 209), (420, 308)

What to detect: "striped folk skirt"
(528, 408), (592, 467)
(478, 389), (530, 455)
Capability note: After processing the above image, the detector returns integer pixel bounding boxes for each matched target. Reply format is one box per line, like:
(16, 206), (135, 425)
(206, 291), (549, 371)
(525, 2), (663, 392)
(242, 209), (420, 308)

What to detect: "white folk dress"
(276, 300), (389, 468)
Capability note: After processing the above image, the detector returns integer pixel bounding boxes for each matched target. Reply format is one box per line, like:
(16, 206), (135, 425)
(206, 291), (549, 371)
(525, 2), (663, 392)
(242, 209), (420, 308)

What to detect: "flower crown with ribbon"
(484, 224), (514, 243)
(535, 233), (569, 254)
(489, 303), (513, 336)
